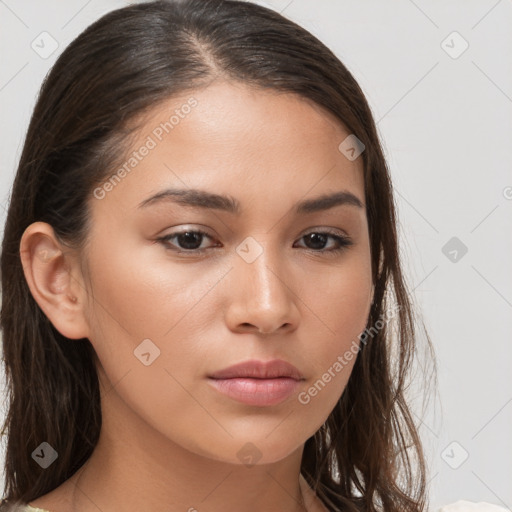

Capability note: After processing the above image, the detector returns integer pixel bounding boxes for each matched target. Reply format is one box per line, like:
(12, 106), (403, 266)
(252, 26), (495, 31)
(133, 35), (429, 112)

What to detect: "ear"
(19, 221), (90, 340)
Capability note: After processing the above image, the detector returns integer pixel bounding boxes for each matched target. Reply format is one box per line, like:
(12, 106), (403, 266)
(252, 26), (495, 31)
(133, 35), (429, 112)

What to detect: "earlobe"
(19, 221), (90, 340)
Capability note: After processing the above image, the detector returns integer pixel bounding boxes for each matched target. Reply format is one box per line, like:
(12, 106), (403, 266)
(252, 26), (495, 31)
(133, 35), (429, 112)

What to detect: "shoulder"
(434, 501), (510, 512)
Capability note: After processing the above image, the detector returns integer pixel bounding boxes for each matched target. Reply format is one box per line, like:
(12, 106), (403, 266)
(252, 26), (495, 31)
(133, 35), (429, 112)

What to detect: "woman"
(0, 0), (484, 511)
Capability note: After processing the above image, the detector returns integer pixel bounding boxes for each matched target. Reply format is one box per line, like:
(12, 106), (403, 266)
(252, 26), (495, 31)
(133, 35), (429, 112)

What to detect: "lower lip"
(207, 377), (301, 406)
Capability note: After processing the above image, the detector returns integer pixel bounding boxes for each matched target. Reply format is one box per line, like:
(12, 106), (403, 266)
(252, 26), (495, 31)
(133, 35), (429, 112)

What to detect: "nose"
(224, 244), (300, 336)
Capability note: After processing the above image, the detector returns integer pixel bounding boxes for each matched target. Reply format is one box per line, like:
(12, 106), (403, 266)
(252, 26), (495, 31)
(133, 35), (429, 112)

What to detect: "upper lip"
(208, 359), (304, 380)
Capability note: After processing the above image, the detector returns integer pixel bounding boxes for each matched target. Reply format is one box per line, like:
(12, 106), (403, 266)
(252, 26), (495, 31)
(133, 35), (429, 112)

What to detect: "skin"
(20, 80), (373, 512)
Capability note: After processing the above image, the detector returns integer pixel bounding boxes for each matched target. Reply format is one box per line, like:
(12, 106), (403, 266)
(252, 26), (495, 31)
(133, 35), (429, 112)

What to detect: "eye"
(157, 229), (217, 253)
(293, 230), (353, 254)
(156, 228), (353, 255)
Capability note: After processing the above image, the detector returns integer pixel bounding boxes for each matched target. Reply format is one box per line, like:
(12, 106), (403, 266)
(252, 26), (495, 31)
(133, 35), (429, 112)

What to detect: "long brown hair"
(0, 1), (437, 510)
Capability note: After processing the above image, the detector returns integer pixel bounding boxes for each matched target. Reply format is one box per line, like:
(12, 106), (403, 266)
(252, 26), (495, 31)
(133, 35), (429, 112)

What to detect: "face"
(77, 80), (373, 465)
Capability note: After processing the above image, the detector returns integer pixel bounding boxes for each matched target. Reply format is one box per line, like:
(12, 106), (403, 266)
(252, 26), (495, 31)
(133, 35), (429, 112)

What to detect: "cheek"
(302, 256), (372, 384)
(84, 237), (220, 337)
(311, 252), (372, 325)
(82, 240), (227, 390)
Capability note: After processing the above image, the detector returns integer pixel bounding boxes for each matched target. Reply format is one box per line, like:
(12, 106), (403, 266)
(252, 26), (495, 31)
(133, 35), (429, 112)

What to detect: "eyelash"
(156, 229), (353, 256)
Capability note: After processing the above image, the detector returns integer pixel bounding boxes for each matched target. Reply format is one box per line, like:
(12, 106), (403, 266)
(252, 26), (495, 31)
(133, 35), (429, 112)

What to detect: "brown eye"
(295, 231), (353, 253)
(158, 229), (217, 252)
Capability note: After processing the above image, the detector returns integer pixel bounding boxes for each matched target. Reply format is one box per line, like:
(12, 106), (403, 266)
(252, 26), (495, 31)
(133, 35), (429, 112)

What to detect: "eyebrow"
(137, 188), (364, 214)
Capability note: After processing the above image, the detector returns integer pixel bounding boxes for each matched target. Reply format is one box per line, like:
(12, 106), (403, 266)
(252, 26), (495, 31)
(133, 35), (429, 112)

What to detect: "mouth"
(207, 376), (302, 406)
(207, 359), (305, 406)
(208, 358), (304, 380)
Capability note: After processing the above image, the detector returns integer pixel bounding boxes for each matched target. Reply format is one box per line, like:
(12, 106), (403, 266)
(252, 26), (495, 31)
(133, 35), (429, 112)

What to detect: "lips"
(207, 359), (305, 406)
(208, 359), (304, 381)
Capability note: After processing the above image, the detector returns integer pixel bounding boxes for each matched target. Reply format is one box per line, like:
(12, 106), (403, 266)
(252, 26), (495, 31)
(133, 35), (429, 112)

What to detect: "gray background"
(0, 1), (511, 510)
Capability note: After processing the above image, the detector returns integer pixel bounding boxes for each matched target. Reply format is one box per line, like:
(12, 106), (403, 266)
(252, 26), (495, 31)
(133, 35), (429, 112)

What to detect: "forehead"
(91, 80), (365, 215)
(147, 80), (350, 148)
